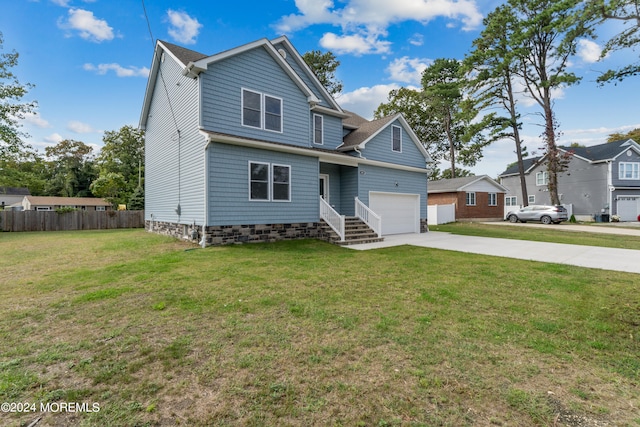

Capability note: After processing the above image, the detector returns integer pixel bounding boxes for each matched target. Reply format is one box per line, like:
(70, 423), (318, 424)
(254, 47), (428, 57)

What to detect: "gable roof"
(24, 196), (110, 207)
(141, 36), (341, 129)
(428, 175), (507, 193)
(339, 113), (432, 162)
(560, 138), (640, 162)
(499, 157), (543, 177)
(499, 139), (640, 177)
(0, 186), (30, 196)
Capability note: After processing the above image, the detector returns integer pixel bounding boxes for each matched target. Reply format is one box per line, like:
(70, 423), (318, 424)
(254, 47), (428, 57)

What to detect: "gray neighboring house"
(0, 187), (30, 210)
(139, 37), (432, 245)
(498, 139), (640, 221)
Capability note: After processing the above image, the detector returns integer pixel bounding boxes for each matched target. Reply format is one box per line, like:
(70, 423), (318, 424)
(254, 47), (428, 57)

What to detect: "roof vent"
(278, 48), (287, 59)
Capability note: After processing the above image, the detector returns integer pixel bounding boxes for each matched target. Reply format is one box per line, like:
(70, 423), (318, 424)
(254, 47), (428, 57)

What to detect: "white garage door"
(617, 197), (640, 221)
(369, 192), (420, 235)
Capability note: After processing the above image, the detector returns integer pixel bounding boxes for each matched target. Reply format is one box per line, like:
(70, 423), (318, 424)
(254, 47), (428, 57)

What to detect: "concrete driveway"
(347, 226), (640, 274)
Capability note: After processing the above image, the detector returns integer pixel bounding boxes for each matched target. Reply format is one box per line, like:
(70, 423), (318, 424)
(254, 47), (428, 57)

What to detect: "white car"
(506, 205), (569, 225)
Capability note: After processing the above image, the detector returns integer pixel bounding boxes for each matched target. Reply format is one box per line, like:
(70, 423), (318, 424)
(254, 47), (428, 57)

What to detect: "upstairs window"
(536, 171), (548, 186)
(313, 114), (323, 145)
(619, 162), (640, 180)
(242, 89), (282, 133)
(392, 125), (402, 152)
(242, 89), (261, 128)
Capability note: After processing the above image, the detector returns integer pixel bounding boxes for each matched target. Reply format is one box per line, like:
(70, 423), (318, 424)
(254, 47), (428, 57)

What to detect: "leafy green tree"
(90, 172), (126, 207)
(607, 128), (640, 142)
(581, 0), (640, 82)
(302, 50), (343, 96)
(128, 186), (145, 210)
(0, 151), (47, 195)
(464, 4), (531, 205)
(0, 32), (37, 162)
(95, 125), (144, 203)
(421, 58), (488, 179)
(509, 0), (590, 205)
(44, 139), (97, 197)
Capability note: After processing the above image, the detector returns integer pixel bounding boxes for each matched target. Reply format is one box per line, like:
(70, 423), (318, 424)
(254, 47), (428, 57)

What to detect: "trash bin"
(601, 214), (610, 222)
(595, 214), (602, 223)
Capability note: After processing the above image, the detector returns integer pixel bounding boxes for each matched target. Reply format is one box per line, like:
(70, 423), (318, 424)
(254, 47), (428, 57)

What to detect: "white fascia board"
(192, 38), (320, 105)
(139, 43), (163, 130)
(459, 176), (508, 192)
(311, 104), (350, 119)
(270, 36), (344, 113)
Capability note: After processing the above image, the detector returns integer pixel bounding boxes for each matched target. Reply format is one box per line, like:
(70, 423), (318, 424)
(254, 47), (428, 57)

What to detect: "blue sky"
(2, 0), (639, 177)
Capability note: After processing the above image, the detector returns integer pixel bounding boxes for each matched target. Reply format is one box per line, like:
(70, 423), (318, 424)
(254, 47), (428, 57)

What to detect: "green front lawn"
(1, 230), (638, 426)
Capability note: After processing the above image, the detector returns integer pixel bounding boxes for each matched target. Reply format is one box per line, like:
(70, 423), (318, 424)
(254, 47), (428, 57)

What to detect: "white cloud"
(275, 0), (483, 54)
(408, 33), (424, 46)
(387, 56), (431, 84)
(166, 10), (202, 45)
(83, 63), (150, 77)
(44, 133), (64, 144)
(67, 121), (97, 134)
(58, 8), (114, 42)
(320, 30), (391, 55)
(21, 112), (51, 129)
(338, 84), (405, 119)
(577, 39), (603, 63)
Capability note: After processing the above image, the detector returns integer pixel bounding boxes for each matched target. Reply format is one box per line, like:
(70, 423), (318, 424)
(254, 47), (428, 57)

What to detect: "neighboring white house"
(0, 187), (30, 209)
(16, 196), (112, 211)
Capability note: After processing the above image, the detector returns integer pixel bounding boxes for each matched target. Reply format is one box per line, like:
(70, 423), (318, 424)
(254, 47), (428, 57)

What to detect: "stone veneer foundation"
(146, 219), (429, 246)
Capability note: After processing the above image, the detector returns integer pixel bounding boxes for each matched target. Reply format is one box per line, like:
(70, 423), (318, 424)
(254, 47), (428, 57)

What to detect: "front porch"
(320, 196), (384, 245)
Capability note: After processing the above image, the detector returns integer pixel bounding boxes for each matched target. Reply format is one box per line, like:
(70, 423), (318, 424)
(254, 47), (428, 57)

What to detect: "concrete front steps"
(322, 216), (384, 246)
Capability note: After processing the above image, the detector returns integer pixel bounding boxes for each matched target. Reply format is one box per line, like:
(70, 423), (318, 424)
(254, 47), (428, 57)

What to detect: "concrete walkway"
(347, 228), (640, 274)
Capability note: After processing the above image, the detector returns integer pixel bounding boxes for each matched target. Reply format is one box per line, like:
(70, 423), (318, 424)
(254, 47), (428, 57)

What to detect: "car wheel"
(508, 214), (518, 223)
(540, 215), (552, 225)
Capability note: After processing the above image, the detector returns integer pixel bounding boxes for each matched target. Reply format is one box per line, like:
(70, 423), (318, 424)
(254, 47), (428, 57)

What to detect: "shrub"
(55, 207), (77, 214)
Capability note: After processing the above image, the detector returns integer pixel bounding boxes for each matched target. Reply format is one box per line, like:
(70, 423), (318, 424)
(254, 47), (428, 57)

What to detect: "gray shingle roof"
(159, 40), (207, 65)
(560, 139), (636, 161)
(428, 175), (505, 193)
(341, 115), (396, 148)
(499, 157), (542, 177)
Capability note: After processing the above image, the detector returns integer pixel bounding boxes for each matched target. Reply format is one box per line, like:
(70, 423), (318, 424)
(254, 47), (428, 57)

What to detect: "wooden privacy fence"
(0, 210), (145, 232)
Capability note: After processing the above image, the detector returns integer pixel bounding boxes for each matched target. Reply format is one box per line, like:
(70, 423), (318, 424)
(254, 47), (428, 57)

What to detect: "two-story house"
(139, 37), (432, 245)
(499, 139), (640, 221)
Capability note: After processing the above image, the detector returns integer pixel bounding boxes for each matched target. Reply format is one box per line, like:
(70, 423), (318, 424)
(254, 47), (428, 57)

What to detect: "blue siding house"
(140, 36), (432, 245)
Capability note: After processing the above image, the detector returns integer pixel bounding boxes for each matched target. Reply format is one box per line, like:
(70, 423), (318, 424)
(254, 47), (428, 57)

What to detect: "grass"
(431, 221), (640, 250)
(0, 229), (639, 426)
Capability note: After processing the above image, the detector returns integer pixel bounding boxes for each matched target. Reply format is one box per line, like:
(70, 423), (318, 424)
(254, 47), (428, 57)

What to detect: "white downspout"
(200, 134), (211, 248)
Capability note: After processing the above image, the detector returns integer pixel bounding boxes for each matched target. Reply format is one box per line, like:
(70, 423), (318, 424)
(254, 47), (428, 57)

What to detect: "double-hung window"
(392, 125), (402, 152)
(619, 162), (640, 180)
(313, 114), (323, 145)
(242, 89), (282, 132)
(536, 171), (548, 186)
(488, 193), (497, 206)
(249, 162), (290, 202)
(505, 196), (517, 207)
(466, 192), (476, 206)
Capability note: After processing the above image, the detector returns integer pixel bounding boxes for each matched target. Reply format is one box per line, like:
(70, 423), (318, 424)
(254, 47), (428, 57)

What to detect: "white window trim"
(264, 94), (283, 133)
(241, 88), (283, 134)
(248, 161), (291, 202)
(488, 193), (497, 206)
(528, 195), (536, 204)
(313, 114), (323, 145)
(536, 171), (549, 186)
(466, 192), (476, 206)
(619, 162), (640, 180)
(392, 125), (402, 153)
(96, 206), (106, 211)
(249, 161), (271, 202)
(271, 163), (291, 202)
(505, 196), (517, 206)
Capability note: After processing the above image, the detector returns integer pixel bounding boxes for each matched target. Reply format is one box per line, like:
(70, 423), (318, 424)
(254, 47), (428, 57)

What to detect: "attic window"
(392, 125), (402, 152)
